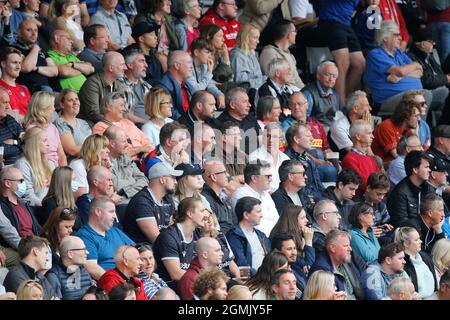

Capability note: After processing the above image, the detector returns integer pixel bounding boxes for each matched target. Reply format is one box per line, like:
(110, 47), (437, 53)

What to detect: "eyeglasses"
(415, 101), (426, 107)
(69, 247), (88, 252)
(290, 171), (306, 176)
(212, 170), (227, 175)
(4, 178), (24, 183)
(60, 208), (74, 218)
(393, 32), (402, 37)
(323, 211), (340, 216)
(221, 1), (237, 7)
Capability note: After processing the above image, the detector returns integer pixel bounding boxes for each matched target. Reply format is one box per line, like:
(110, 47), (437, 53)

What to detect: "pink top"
(27, 123), (61, 168)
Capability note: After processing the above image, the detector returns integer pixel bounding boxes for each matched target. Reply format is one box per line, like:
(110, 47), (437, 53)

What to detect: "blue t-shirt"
(318, 0), (360, 26)
(75, 224), (135, 271)
(364, 48), (422, 103)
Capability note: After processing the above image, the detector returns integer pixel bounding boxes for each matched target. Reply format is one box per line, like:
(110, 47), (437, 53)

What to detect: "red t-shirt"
(198, 9), (240, 50)
(371, 118), (406, 162)
(0, 79), (31, 116)
(12, 202), (33, 238)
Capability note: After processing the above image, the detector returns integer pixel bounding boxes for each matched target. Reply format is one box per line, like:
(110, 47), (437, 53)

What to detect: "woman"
(174, 0), (201, 52)
(54, 89), (92, 159)
(202, 209), (240, 279)
(24, 91), (67, 167)
(431, 239), (450, 278)
(141, 88), (173, 146)
(348, 202), (381, 264)
(137, 244), (169, 300)
(40, 206), (77, 262)
(401, 89), (431, 150)
(16, 280), (44, 300)
(38, 166), (78, 226)
(269, 204), (315, 289)
(226, 285), (253, 300)
(173, 163), (211, 210)
(230, 23), (265, 90)
(81, 286), (109, 300)
(69, 134), (110, 197)
(200, 24), (230, 81)
(108, 283), (137, 300)
(395, 227), (439, 298)
(255, 96), (282, 130)
(135, 0), (181, 70)
(303, 270), (347, 300)
(48, 0), (84, 53)
(246, 251), (289, 300)
(14, 127), (54, 206)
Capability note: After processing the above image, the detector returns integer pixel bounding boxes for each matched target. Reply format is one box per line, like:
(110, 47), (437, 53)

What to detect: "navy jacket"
(309, 251), (346, 292)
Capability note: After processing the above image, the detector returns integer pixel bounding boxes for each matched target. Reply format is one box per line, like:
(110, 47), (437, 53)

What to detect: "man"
(387, 135), (423, 187)
(0, 167), (41, 238)
(178, 237), (224, 300)
(361, 242), (409, 300)
(387, 150), (434, 227)
(371, 100), (421, 163)
(427, 158), (450, 198)
(129, 21), (163, 85)
(249, 122), (290, 193)
(0, 204), (21, 268)
(187, 38), (224, 109)
(78, 51), (127, 124)
(47, 29), (94, 93)
(426, 270), (450, 300)
(192, 269), (228, 300)
(231, 162), (279, 236)
(98, 245), (148, 300)
(75, 165), (123, 226)
(89, 0), (133, 50)
(387, 277), (416, 300)
(120, 49), (152, 124)
(12, 19), (58, 93)
(405, 193), (446, 254)
(321, 168), (361, 230)
(271, 159), (313, 216)
(0, 87), (23, 165)
(75, 197), (135, 280)
(3, 236), (56, 299)
(301, 61), (340, 126)
(259, 20), (304, 89)
(407, 27), (449, 111)
(154, 50), (195, 120)
(46, 236), (92, 300)
(0, 47), (31, 117)
(257, 58), (300, 110)
(189, 123), (217, 168)
(217, 87), (260, 154)
(198, 0), (240, 50)
(123, 162), (181, 244)
(270, 269), (297, 300)
(226, 196), (271, 276)
(285, 122), (324, 201)
(202, 159), (236, 234)
(77, 24), (109, 73)
(104, 126), (149, 200)
(342, 120), (379, 194)
(93, 94), (154, 160)
(178, 90), (218, 133)
(427, 125), (450, 177)
(330, 90), (373, 153)
(311, 199), (341, 253)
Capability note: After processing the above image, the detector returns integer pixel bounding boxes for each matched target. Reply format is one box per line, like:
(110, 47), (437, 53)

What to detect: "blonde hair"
(401, 89), (426, 103)
(235, 24), (259, 55)
(42, 166), (76, 210)
(24, 92), (55, 127)
(80, 134), (110, 169)
(16, 280), (44, 300)
(174, 176), (201, 202)
(394, 227), (417, 246)
(431, 239), (450, 275)
(226, 285), (253, 300)
(203, 208), (219, 238)
(22, 127), (53, 191)
(144, 87), (172, 120)
(303, 270), (336, 300)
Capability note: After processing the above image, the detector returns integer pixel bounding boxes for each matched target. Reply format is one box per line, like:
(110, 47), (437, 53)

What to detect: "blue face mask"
(15, 181), (26, 198)
(71, 181), (79, 193)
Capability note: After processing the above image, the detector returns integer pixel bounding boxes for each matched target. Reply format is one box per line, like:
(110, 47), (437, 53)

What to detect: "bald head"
(167, 50), (193, 81)
(103, 51), (123, 68)
(195, 237), (223, 267)
(18, 19), (39, 45)
(60, 236), (85, 256)
(0, 166), (22, 182)
(196, 237), (219, 253)
(87, 165), (111, 186)
(104, 125), (126, 142)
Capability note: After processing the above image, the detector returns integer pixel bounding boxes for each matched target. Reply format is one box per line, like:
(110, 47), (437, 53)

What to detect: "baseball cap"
(433, 125), (450, 139)
(147, 162), (183, 180)
(174, 163), (205, 181)
(430, 158), (449, 172)
(132, 22), (160, 40)
(412, 28), (434, 43)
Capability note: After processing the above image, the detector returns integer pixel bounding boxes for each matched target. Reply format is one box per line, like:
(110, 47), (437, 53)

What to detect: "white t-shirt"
(70, 158), (89, 191)
(287, 191), (302, 206)
(242, 228), (265, 271)
(289, 0), (315, 19)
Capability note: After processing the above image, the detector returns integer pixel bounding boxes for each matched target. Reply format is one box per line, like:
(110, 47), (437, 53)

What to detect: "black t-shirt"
(13, 42), (51, 93)
(122, 187), (175, 244)
(153, 223), (202, 282)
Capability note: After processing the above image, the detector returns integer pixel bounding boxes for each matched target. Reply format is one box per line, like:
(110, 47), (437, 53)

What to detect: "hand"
(0, 292), (16, 300)
(207, 57), (214, 73)
(334, 291), (347, 300)
(387, 74), (402, 83)
(140, 144), (155, 154)
(0, 249), (6, 266)
(381, 224), (393, 232)
(3, 139), (14, 145)
(362, 110), (372, 123)
(446, 74), (450, 83)
(217, 95), (225, 110)
(220, 44), (230, 63)
(372, 226), (384, 238)
(101, 157), (112, 170)
(301, 225), (314, 246)
(31, 43), (40, 51)
(110, 192), (123, 205)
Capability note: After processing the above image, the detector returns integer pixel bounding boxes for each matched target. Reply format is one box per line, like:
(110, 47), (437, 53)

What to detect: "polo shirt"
(47, 50), (87, 92)
(89, 7), (131, 48)
(0, 79), (31, 116)
(75, 224), (135, 271)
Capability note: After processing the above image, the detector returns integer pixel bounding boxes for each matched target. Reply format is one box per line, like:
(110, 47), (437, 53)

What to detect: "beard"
(165, 186), (175, 195)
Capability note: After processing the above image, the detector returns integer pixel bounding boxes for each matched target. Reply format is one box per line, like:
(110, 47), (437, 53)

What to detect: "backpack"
(421, 0), (450, 11)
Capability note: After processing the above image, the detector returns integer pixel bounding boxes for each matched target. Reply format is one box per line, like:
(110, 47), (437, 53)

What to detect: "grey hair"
(313, 199), (336, 222)
(344, 90), (367, 114)
(225, 86), (247, 108)
(420, 193), (443, 216)
(396, 136), (409, 156)
(264, 121), (282, 132)
(324, 229), (350, 248)
(123, 49), (143, 65)
(167, 50), (189, 69)
(349, 119), (371, 140)
(375, 20), (399, 47)
(175, 0), (198, 17)
(267, 58), (289, 79)
(387, 277), (413, 298)
(316, 61), (337, 76)
(100, 92), (125, 115)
